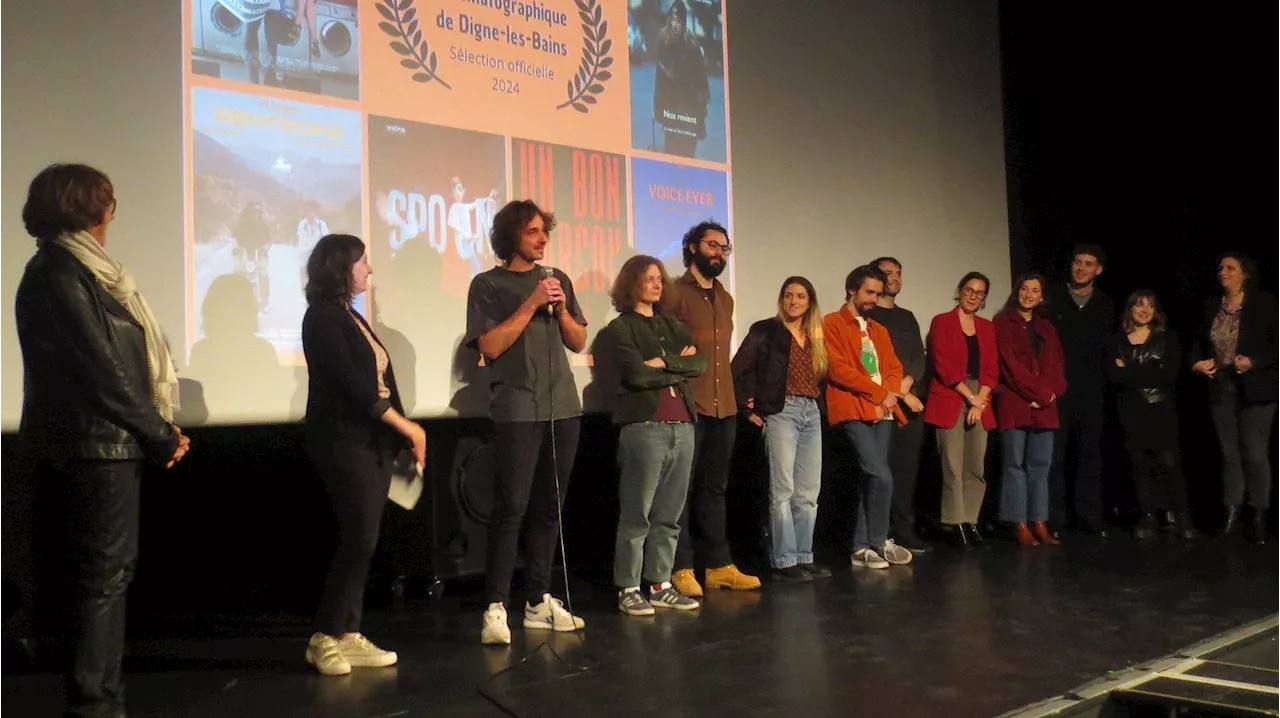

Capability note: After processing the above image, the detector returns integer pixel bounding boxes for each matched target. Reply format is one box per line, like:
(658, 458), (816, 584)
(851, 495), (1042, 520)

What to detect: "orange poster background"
(362, 0), (630, 154)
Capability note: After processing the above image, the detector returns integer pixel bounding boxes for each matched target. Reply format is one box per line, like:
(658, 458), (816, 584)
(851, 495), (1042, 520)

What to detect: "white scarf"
(50, 230), (180, 421)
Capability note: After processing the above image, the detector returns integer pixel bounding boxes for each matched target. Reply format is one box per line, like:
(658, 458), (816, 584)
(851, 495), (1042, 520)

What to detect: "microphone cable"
(477, 267), (594, 717)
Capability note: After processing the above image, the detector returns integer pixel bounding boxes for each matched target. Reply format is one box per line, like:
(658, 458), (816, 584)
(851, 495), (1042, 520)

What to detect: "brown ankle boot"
(704, 564), (761, 591)
(1013, 522), (1040, 547)
(1032, 521), (1062, 546)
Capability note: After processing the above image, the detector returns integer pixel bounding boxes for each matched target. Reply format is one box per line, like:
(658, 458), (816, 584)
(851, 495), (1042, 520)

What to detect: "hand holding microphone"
(537, 266), (566, 315)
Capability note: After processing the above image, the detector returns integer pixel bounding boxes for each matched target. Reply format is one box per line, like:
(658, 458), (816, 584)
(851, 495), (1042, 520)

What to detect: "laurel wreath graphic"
(375, 0), (452, 89)
(557, 0), (613, 113)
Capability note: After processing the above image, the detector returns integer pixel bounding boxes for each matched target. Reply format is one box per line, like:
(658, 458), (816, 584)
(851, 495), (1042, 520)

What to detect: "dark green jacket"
(605, 311), (707, 425)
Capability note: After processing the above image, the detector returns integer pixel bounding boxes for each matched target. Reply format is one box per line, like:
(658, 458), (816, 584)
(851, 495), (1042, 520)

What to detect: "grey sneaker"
(851, 548), (889, 569)
(618, 589), (655, 616)
(649, 586), (699, 610)
(879, 539), (913, 566)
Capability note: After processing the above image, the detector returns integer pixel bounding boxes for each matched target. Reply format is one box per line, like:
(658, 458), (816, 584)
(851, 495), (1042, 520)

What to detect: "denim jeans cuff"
(771, 559), (798, 569)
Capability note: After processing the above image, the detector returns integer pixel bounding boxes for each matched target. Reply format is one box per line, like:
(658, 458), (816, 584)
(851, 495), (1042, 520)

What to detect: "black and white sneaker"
(649, 586), (699, 610)
(618, 589), (655, 616)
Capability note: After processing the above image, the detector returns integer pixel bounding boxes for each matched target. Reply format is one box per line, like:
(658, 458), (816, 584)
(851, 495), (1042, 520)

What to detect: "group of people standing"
(15, 161), (1277, 716)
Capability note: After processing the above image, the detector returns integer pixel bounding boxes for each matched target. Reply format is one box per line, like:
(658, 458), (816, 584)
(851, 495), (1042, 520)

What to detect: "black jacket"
(1046, 283), (1116, 391)
(15, 243), (179, 462)
(603, 311), (705, 426)
(1108, 330), (1180, 405)
(731, 318), (798, 418)
(1188, 291), (1279, 406)
(301, 299), (407, 454)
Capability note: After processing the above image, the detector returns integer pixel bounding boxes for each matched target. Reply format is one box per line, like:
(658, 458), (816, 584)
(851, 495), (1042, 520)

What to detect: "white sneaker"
(481, 602), (512, 645)
(523, 593), (586, 632)
(336, 633), (398, 667)
(879, 540), (913, 566)
(851, 548), (890, 570)
(305, 633), (352, 676)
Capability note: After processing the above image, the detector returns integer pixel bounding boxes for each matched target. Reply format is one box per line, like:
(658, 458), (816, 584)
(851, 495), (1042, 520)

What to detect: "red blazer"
(924, 308), (1000, 430)
(993, 312), (1068, 430)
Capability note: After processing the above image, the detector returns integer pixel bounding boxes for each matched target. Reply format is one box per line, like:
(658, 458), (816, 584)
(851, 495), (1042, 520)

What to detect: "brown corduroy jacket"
(664, 271), (737, 418)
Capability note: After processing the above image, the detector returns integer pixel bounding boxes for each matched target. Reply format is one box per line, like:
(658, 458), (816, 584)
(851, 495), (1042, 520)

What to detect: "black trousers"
(674, 415), (737, 571)
(888, 413), (926, 537)
(1118, 399), (1188, 515)
(311, 440), (392, 637)
(1210, 385), (1278, 510)
(486, 418), (581, 606)
(37, 459), (142, 718)
(1049, 387), (1105, 525)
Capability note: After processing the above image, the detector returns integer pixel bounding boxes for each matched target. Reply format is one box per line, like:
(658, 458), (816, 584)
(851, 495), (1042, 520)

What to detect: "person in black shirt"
(1045, 244), (1116, 536)
(867, 257), (929, 552)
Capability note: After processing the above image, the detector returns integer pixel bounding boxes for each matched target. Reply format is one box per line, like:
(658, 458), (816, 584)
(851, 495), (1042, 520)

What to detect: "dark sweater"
(603, 311), (707, 425)
(866, 303), (926, 399)
(1046, 282), (1116, 391)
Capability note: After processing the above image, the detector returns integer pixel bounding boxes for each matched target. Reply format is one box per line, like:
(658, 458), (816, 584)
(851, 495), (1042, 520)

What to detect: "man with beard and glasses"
(663, 221), (761, 596)
(866, 257), (930, 553)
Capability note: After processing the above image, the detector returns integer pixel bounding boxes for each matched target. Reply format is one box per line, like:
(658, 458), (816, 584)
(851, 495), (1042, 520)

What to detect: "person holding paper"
(301, 233), (426, 676)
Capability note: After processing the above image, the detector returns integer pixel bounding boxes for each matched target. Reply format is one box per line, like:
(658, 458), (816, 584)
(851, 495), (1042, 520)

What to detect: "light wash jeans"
(842, 420), (894, 552)
(764, 396), (823, 568)
(999, 428), (1054, 523)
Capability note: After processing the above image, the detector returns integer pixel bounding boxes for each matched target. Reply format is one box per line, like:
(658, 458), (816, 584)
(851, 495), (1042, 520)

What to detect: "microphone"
(540, 266), (556, 315)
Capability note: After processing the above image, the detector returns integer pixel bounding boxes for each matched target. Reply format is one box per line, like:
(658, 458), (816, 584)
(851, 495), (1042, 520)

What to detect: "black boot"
(1171, 513), (1198, 540)
(1244, 509), (1267, 545)
(943, 523), (968, 548)
(963, 523), (985, 547)
(1220, 505), (1240, 536)
(1159, 510), (1177, 533)
(1131, 514), (1156, 540)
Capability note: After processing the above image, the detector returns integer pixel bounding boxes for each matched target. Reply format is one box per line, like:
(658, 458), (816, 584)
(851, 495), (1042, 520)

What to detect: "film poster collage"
(186, 0), (730, 414)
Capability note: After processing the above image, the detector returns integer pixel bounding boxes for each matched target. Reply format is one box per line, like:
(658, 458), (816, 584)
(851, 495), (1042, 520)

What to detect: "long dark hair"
(996, 272), (1049, 318)
(305, 233), (365, 305)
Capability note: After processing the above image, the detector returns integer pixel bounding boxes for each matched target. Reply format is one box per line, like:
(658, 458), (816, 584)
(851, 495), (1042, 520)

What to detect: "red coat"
(924, 308), (1000, 430)
(993, 312), (1069, 430)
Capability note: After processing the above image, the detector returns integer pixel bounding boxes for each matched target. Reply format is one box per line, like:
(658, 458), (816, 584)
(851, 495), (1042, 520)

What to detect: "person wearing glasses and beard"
(661, 221), (761, 597)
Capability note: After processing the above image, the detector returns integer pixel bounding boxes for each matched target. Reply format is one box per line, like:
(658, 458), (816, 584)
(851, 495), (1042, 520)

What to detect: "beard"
(692, 252), (726, 279)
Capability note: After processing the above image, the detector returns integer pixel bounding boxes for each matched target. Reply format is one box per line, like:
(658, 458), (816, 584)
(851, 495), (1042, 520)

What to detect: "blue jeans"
(614, 422), (696, 588)
(842, 420), (894, 551)
(764, 397), (823, 568)
(1000, 428), (1054, 523)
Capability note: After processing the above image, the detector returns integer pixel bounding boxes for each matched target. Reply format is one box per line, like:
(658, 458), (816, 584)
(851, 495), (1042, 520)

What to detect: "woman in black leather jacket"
(15, 164), (190, 718)
(1108, 290), (1193, 540)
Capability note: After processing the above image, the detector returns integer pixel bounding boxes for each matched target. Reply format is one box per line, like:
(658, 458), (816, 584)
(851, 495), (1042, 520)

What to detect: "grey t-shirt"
(465, 265), (586, 422)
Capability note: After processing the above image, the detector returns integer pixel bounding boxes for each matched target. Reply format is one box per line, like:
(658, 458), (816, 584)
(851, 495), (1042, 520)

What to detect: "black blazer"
(15, 243), (179, 462)
(731, 318), (796, 418)
(301, 299), (407, 454)
(1188, 290), (1279, 405)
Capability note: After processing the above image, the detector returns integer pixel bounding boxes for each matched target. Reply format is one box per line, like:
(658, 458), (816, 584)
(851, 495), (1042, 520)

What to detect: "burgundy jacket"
(924, 308), (1000, 430)
(993, 312), (1068, 430)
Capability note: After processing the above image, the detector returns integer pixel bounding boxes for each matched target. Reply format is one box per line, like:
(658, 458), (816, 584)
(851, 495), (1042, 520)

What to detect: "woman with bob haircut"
(16, 163), (190, 718)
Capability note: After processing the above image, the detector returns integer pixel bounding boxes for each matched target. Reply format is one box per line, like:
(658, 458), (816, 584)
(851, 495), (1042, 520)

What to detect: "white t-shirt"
(854, 315), (882, 386)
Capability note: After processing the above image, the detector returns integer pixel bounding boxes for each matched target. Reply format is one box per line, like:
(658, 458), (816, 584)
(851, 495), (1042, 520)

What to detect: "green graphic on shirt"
(860, 333), (880, 378)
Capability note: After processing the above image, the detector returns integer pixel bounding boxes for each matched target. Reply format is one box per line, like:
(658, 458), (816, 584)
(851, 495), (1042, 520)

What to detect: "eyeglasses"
(961, 288), (987, 299)
(701, 239), (732, 256)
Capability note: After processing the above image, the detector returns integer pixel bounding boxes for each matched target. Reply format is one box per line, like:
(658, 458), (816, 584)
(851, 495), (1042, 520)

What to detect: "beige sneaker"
(305, 633), (352, 676)
(336, 633), (398, 668)
(481, 602), (512, 645)
(523, 594), (586, 632)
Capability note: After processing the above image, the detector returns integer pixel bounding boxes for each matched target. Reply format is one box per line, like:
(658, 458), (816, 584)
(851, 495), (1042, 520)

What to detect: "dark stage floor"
(4, 535), (1276, 718)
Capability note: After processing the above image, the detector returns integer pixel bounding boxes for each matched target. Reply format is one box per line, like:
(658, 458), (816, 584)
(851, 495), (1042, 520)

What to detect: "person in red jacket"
(993, 274), (1068, 547)
(925, 272), (1000, 547)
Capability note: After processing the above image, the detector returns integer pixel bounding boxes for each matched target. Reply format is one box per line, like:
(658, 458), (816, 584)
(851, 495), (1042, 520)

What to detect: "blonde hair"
(775, 276), (829, 377)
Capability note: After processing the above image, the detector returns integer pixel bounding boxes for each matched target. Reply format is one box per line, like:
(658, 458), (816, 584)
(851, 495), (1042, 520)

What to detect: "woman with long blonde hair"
(732, 276), (831, 581)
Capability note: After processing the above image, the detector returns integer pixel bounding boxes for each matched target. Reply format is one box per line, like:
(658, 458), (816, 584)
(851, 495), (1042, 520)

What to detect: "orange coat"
(823, 305), (907, 426)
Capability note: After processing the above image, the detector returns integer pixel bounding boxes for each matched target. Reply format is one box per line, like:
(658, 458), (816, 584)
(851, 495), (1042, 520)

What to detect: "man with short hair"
(866, 257), (930, 553)
(823, 265), (914, 569)
(1046, 244), (1116, 536)
(665, 221), (761, 595)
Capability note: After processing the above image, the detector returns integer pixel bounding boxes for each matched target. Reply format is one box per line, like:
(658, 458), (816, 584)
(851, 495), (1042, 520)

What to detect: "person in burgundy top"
(733, 276), (832, 582)
(925, 272), (1000, 547)
(993, 274), (1068, 547)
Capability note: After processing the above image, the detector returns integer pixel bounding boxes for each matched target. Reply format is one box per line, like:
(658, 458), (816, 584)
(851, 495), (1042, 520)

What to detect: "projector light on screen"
(182, 0), (733, 422)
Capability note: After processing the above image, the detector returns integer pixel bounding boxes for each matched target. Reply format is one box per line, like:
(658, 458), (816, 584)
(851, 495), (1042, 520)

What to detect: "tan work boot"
(672, 568), (704, 597)
(704, 564), (761, 591)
